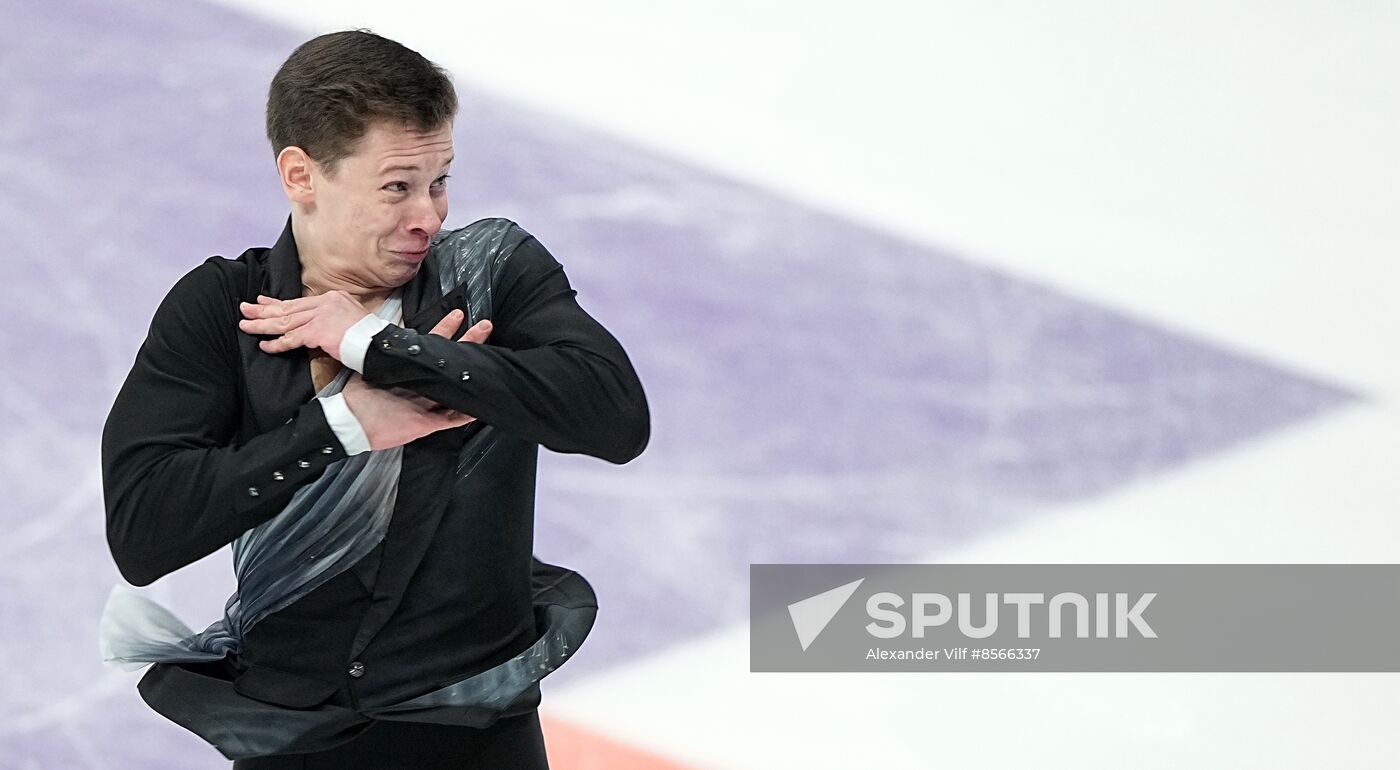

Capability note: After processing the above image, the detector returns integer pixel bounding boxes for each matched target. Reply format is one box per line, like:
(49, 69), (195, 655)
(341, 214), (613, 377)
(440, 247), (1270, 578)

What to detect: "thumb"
(428, 309), (464, 338)
(457, 319), (492, 344)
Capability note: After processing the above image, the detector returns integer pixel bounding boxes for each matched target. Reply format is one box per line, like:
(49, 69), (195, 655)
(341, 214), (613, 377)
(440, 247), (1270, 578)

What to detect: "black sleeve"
(361, 234), (650, 464)
(101, 262), (352, 587)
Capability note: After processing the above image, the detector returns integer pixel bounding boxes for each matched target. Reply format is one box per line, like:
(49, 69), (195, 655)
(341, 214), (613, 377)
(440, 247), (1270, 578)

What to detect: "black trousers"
(230, 712), (549, 769)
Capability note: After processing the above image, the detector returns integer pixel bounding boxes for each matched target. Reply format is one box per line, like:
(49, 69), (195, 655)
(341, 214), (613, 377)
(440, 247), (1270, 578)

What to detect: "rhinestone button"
(247, 486), (259, 497)
(380, 339), (392, 350)
(407, 343), (422, 356)
(271, 471), (285, 481)
(321, 446), (334, 454)
(435, 358), (446, 368)
(297, 459), (311, 469)
(460, 371), (471, 381)
(348, 661), (365, 678)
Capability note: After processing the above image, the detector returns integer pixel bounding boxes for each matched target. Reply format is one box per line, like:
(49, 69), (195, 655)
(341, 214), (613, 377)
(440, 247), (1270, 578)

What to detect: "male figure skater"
(101, 30), (648, 768)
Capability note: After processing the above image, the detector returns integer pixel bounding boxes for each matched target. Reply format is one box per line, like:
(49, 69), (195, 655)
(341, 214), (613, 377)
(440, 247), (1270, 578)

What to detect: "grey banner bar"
(750, 564), (1400, 672)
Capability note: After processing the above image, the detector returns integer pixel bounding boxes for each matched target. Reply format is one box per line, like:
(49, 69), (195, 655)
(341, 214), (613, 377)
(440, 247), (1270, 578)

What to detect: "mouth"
(389, 247), (430, 263)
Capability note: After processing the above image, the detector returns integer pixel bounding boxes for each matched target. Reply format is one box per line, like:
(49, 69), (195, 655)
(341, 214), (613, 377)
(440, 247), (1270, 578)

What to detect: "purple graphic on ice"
(0, 0), (1355, 766)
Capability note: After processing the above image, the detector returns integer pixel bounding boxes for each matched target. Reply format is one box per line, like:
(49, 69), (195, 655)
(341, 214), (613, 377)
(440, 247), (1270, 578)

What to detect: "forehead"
(348, 120), (454, 172)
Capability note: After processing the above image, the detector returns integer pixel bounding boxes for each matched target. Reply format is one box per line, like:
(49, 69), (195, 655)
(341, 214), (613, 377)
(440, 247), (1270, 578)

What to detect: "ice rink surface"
(1, 0), (1397, 767)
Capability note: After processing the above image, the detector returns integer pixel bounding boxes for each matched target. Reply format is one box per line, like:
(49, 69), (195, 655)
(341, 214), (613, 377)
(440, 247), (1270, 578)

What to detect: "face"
(286, 120), (454, 290)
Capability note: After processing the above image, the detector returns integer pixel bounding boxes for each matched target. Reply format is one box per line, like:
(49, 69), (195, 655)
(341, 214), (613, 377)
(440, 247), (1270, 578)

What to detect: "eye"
(431, 174), (450, 189)
(383, 181), (409, 193)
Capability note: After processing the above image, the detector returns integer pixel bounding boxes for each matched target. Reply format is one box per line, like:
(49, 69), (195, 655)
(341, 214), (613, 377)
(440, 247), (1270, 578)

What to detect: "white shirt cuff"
(318, 392), (372, 455)
(340, 314), (392, 372)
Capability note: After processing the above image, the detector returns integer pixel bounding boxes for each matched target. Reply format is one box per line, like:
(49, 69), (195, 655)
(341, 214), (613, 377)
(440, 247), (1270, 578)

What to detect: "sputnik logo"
(787, 578), (865, 651)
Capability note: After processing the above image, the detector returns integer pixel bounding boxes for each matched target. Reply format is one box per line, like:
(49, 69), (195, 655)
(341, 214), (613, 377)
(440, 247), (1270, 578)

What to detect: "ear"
(276, 146), (317, 205)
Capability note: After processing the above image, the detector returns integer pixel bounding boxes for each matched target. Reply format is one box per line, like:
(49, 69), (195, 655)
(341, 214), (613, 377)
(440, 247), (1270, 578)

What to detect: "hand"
(238, 292), (370, 359)
(426, 309), (492, 344)
(342, 374), (474, 450)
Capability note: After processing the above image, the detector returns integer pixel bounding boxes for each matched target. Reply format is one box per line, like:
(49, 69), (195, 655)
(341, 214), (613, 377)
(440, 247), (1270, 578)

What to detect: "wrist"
(318, 392), (372, 455)
(340, 315), (391, 371)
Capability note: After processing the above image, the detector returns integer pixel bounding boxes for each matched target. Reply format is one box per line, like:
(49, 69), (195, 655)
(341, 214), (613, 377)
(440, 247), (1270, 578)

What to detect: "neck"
(292, 215), (395, 310)
(298, 265), (395, 310)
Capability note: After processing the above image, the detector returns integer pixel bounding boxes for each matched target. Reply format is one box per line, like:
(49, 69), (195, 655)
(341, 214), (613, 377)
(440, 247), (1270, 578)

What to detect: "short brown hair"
(266, 30), (457, 171)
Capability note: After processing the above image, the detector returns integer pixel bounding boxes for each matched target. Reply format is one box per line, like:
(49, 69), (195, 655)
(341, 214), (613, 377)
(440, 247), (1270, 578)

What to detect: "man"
(101, 30), (649, 768)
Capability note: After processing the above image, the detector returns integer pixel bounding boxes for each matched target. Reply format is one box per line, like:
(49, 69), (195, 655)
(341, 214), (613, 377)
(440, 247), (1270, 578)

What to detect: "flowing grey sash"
(99, 295), (405, 670)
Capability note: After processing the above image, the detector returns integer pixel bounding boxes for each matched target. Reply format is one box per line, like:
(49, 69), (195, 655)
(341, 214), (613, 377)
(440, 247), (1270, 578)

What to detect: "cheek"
(350, 202), (396, 239)
(327, 193), (370, 233)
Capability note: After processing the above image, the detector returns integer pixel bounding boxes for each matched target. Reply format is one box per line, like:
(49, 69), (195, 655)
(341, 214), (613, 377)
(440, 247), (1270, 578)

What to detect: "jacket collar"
(262, 217), (303, 301)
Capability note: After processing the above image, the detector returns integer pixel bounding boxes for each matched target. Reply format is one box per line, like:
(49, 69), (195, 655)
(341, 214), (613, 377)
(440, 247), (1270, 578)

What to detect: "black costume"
(101, 218), (649, 766)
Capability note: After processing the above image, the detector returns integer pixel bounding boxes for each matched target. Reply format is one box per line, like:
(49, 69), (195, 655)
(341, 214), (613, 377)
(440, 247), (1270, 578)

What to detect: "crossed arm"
(238, 295), (496, 453)
(237, 236), (650, 461)
(103, 235), (649, 586)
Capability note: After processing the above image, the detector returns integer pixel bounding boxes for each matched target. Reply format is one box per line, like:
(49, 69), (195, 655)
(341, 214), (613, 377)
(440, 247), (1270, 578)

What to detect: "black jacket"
(101, 217), (649, 758)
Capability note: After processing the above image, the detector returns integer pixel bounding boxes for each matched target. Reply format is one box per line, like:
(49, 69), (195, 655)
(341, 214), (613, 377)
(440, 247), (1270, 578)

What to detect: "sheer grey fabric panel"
(100, 296), (405, 669)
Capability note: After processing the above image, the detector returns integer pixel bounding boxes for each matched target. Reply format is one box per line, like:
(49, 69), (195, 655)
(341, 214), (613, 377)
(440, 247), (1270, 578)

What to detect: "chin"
(391, 266), (422, 287)
(376, 257), (421, 288)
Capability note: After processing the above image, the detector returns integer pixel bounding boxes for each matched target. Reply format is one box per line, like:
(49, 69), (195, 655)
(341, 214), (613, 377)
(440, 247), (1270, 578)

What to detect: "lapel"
(237, 218), (315, 433)
(237, 217), (461, 659)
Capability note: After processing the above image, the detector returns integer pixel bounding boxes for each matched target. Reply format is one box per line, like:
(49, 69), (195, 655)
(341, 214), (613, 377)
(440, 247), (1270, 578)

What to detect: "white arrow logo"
(787, 578), (865, 651)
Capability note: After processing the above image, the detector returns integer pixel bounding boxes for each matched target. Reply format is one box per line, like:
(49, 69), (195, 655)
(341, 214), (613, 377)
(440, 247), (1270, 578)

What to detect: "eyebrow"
(379, 156), (455, 175)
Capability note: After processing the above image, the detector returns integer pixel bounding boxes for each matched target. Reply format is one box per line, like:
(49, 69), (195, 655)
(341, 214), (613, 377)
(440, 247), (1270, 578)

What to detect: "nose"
(404, 191), (445, 237)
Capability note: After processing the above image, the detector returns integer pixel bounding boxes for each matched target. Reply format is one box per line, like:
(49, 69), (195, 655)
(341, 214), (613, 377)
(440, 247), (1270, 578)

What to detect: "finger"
(242, 296), (309, 319)
(271, 295), (332, 318)
(430, 405), (466, 417)
(428, 309), (464, 338)
(258, 331), (305, 354)
(439, 411), (475, 428)
(457, 319), (492, 344)
(239, 307), (314, 335)
(248, 294), (322, 315)
(240, 300), (278, 319)
(409, 395), (443, 411)
(254, 295), (290, 318)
